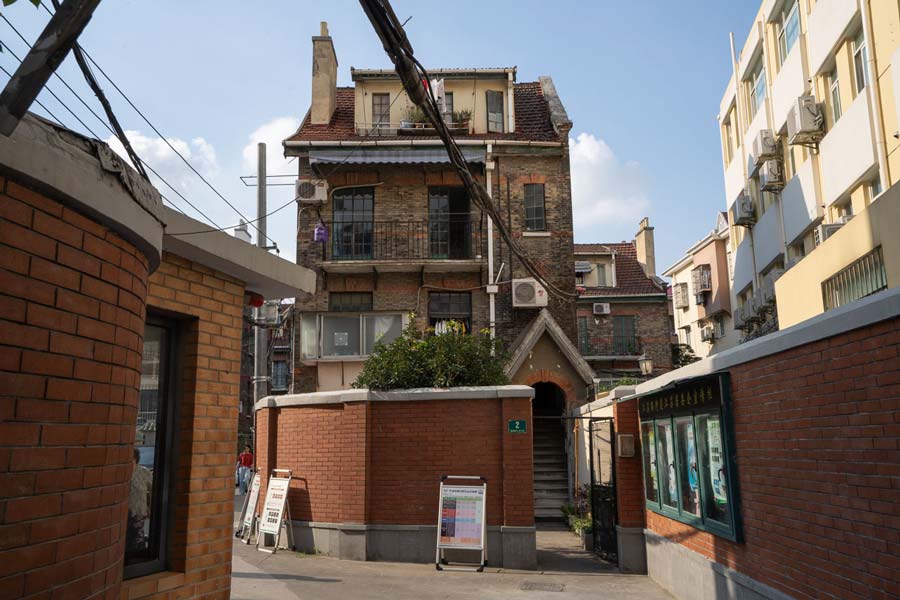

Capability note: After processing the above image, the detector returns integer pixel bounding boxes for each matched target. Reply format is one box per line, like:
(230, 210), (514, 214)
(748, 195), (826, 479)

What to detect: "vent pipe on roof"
(311, 21), (338, 126)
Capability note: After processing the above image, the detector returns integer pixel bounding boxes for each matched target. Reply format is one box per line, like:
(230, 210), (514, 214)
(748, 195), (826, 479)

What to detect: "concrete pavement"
(230, 490), (672, 600)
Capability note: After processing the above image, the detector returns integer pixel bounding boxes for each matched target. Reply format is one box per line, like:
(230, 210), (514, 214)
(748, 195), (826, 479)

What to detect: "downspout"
(486, 143), (496, 339)
(860, 0), (891, 191)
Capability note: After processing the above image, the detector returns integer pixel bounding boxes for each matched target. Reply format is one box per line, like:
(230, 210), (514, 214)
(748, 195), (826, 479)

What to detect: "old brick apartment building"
(283, 23), (594, 518)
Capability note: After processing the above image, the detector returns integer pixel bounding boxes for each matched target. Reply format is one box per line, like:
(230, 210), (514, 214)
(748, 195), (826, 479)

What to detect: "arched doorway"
(532, 382), (567, 521)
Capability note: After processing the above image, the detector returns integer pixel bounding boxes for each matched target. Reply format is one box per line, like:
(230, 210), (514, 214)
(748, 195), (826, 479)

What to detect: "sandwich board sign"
(435, 475), (487, 571)
(236, 471), (260, 543)
(257, 469), (294, 554)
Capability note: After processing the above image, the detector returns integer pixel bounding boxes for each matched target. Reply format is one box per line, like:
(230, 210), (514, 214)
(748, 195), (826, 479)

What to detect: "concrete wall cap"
(0, 114), (165, 270)
(630, 287), (900, 399)
(255, 385), (535, 411)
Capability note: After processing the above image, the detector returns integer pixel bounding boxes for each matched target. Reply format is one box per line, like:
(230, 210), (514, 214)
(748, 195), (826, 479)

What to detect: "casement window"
(639, 374), (742, 541)
(575, 272), (585, 286)
(329, 292), (373, 312)
(443, 92), (454, 120)
(596, 264), (607, 287)
(126, 316), (180, 578)
(333, 187), (374, 260)
(577, 315), (590, 354)
(271, 360), (289, 391)
(722, 115), (735, 165)
(372, 93), (390, 128)
(486, 90), (504, 133)
(827, 69), (842, 125)
(852, 31), (868, 95)
(524, 184), (546, 231)
(428, 291), (472, 333)
(748, 58), (766, 120)
(612, 315), (638, 355)
(300, 313), (404, 359)
(776, 0), (800, 66)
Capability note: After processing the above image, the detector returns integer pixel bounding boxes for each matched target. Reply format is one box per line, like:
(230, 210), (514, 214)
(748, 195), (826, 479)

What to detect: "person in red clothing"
(236, 445), (253, 494)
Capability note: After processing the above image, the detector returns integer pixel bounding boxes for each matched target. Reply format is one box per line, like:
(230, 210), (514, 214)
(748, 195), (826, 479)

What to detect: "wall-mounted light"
(638, 354), (654, 376)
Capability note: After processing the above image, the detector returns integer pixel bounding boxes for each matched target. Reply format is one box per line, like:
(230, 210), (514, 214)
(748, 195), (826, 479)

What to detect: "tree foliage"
(353, 319), (510, 391)
(671, 343), (700, 368)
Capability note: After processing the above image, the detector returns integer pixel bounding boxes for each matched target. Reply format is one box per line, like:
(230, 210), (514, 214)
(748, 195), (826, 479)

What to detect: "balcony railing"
(321, 218), (482, 262)
(579, 336), (642, 357)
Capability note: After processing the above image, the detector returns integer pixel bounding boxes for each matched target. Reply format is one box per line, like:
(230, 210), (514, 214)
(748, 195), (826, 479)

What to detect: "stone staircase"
(533, 417), (569, 520)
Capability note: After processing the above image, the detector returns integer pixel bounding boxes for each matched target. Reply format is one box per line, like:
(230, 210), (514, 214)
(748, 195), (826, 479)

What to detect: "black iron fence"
(319, 218), (482, 262)
(579, 336), (642, 357)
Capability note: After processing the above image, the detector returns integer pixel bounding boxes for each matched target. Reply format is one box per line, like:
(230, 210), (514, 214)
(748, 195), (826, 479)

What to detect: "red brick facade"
(255, 394), (534, 528)
(1, 174), (245, 600)
(625, 316), (900, 600)
(0, 177), (150, 600)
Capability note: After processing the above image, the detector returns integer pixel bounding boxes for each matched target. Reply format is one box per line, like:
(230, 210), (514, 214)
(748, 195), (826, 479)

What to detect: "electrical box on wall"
(617, 433), (635, 458)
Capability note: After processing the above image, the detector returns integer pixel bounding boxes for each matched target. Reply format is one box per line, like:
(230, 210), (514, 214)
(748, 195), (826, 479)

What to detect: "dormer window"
(372, 93), (390, 129)
(486, 90), (504, 133)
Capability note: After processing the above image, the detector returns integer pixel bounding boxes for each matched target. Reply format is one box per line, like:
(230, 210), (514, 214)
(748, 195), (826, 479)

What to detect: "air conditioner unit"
(787, 95), (824, 146)
(813, 223), (843, 247)
(295, 178), (328, 204)
(733, 192), (756, 227)
(700, 326), (716, 342)
(838, 214), (854, 225)
(733, 308), (746, 330)
(592, 302), (611, 315)
(752, 129), (779, 166)
(759, 159), (785, 192)
(512, 278), (548, 308)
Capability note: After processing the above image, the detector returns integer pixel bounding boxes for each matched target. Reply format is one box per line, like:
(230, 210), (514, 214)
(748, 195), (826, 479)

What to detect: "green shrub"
(353, 319), (510, 391)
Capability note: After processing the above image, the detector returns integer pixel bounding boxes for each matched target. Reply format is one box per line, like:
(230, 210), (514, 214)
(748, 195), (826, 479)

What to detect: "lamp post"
(638, 354), (654, 377)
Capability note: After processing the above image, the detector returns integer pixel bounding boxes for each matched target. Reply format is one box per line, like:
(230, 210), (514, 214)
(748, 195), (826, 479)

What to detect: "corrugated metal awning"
(575, 261), (593, 273)
(309, 148), (485, 165)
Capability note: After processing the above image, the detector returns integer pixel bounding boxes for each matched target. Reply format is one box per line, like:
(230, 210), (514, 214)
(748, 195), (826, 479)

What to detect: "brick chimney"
(634, 217), (656, 277)
(311, 21), (337, 125)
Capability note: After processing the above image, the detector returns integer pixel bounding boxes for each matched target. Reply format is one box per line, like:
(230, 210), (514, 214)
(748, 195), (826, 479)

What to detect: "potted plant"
(451, 109), (472, 130)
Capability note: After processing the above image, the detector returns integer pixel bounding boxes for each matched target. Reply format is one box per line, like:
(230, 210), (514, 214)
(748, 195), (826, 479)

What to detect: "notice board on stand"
(257, 469), (294, 553)
(435, 475), (487, 571)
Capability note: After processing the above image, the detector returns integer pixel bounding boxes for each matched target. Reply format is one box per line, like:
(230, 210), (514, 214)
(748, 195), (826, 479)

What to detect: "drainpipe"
(860, 0), (891, 191)
(486, 143), (497, 339)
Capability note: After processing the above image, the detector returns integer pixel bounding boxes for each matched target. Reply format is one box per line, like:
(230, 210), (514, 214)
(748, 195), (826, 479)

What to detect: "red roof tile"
(575, 242), (666, 297)
(287, 83), (560, 143)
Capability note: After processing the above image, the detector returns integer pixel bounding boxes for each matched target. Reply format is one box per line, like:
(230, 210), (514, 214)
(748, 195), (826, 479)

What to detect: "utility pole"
(252, 143), (268, 464)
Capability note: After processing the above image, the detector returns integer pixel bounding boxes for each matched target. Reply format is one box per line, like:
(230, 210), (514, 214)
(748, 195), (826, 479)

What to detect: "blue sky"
(1, 1), (758, 274)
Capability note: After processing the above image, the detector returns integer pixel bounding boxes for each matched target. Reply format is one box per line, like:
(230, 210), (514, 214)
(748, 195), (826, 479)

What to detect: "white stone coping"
(255, 385), (535, 412)
(573, 386), (636, 415)
(627, 286), (900, 400)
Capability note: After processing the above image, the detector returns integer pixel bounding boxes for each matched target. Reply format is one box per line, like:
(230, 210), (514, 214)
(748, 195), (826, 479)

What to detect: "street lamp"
(638, 354), (654, 376)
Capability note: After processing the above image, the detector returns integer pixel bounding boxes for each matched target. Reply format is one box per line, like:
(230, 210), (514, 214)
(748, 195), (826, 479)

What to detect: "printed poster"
(707, 416), (727, 503)
(438, 485), (485, 549)
(259, 477), (290, 535)
(242, 473), (261, 529)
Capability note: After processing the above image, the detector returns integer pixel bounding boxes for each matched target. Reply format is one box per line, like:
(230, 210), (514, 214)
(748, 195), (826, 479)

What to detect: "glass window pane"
(300, 314), (318, 359)
(697, 414), (732, 526)
(676, 417), (701, 517)
(322, 315), (361, 356)
(487, 90), (503, 133)
(641, 421), (659, 503)
(656, 420), (678, 509)
(364, 315), (402, 354)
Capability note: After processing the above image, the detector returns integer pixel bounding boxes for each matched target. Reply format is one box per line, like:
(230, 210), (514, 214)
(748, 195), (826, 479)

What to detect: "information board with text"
(242, 473), (261, 529)
(259, 476), (290, 535)
(438, 485), (485, 549)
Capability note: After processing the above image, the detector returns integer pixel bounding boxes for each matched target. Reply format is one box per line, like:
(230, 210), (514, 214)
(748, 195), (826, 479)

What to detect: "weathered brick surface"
(0, 176), (149, 600)
(576, 300), (673, 375)
(256, 396), (534, 528)
(293, 147), (578, 393)
(644, 316), (900, 600)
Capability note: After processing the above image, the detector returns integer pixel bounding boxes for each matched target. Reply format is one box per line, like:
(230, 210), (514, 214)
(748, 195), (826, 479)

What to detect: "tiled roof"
(286, 82), (560, 143)
(575, 242), (666, 298)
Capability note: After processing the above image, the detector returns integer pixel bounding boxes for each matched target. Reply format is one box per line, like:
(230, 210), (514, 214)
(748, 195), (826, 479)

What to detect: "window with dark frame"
(372, 93), (390, 128)
(443, 92), (454, 120)
(333, 187), (374, 259)
(524, 184), (546, 231)
(612, 315), (637, 355)
(271, 360), (289, 391)
(126, 317), (180, 579)
(639, 374), (742, 542)
(486, 90), (504, 133)
(428, 292), (472, 332)
(329, 292), (374, 312)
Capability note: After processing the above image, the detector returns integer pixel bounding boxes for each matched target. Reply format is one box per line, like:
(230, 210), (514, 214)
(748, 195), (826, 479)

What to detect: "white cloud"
(241, 116), (301, 176)
(569, 132), (650, 240)
(107, 130), (219, 180)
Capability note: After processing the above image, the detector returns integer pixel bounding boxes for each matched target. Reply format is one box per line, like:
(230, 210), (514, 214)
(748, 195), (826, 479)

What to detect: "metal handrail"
(317, 218), (482, 262)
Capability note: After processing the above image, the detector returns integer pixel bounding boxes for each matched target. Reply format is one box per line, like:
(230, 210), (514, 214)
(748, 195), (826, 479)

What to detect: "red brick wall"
(125, 252), (245, 600)
(613, 399), (644, 529)
(0, 176), (149, 600)
(257, 395), (534, 528)
(644, 316), (900, 600)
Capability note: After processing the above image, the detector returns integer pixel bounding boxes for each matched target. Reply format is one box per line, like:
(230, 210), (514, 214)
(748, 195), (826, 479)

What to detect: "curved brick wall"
(0, 177), (150, 599)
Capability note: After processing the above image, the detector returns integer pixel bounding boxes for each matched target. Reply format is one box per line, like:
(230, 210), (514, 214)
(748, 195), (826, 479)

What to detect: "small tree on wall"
(354, 319), (510, 391)
(671, 343), (700, 368)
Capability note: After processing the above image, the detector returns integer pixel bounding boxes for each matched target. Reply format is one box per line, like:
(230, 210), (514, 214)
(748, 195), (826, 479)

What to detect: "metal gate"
(588, 417), (617, 563)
